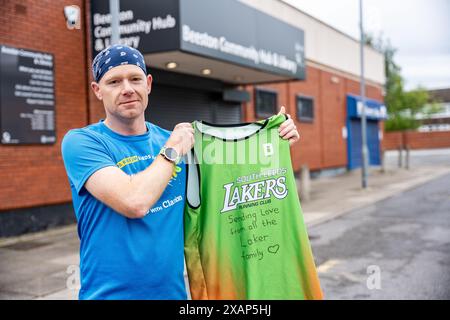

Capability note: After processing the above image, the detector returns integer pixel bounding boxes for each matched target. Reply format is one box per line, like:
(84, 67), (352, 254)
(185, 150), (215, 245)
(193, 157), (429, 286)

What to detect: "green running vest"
(184, 114), (323, 300)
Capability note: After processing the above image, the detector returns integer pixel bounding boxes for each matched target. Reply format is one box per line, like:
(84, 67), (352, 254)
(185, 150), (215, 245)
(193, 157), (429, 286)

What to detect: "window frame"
(254, 88), (278, 119)
(296, 94), (315, 123)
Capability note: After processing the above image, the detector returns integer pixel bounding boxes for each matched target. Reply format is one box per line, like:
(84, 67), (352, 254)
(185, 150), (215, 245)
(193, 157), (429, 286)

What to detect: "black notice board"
(0, 44), (56, 144)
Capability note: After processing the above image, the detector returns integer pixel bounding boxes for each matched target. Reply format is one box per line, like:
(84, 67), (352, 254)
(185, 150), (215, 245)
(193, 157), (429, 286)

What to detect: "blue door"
(348, 119), (381, 170)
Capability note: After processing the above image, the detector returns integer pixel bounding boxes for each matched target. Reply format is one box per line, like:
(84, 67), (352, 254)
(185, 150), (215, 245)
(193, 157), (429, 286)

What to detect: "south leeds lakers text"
(221, 168), (289, 213)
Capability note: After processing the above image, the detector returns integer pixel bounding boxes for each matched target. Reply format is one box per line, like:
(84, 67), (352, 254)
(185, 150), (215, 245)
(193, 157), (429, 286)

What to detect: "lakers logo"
(221, 176), (288, 213)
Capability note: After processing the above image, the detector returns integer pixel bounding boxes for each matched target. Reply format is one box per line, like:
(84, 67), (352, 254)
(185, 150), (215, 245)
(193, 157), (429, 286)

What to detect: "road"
(309, 172), (450, 299)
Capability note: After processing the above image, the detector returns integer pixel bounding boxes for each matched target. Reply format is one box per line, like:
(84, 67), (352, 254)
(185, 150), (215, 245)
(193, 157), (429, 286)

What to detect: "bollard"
(405, 146), (410, 170)
(299, 165), (311, 202)
(398, 147), (403, 168)
(381, 150), (386, 173)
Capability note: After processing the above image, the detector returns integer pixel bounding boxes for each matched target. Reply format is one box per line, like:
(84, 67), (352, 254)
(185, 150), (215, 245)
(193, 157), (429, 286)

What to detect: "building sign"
(347, 95), (387, 120)
(179, 0), (305, 79)
(0, 45), (56, 144)
(90, 0), (180, 55)
(356, 101), (387, 119)
(90, 0), (305, 80)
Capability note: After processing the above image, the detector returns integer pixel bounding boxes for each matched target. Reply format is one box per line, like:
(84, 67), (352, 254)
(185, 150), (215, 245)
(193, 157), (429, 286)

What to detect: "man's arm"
(84, 123), (194, 219)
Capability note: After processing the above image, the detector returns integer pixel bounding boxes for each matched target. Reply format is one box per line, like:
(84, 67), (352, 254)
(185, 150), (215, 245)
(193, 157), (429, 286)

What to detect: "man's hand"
(166, 123), (195, 156)
(278, 106), (300, 146)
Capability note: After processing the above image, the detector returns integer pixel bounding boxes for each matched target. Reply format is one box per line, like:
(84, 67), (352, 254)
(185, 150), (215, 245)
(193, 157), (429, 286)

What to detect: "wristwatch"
(159, 146), (180, 164)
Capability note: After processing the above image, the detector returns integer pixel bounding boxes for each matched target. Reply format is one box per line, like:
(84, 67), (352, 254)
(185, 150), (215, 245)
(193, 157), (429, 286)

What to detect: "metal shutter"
(146, 84), (241, 130)
(348, 119), (381, 169)
(214, 101), (242, 124)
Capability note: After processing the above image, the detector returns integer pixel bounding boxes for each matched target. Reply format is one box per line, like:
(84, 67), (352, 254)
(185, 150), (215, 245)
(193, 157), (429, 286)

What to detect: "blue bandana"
(92, 44), (147, 82)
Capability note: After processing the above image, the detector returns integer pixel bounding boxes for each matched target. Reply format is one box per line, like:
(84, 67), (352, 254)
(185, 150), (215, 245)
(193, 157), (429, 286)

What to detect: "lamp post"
(110, 0), (120, 45)
(359, 0), (369, 188)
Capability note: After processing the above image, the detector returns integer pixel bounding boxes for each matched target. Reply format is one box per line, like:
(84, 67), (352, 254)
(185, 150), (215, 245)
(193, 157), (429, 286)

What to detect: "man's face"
(91, 64), (152, 121)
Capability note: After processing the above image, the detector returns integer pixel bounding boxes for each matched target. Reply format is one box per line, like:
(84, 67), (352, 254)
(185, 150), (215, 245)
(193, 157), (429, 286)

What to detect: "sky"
(282, 0), (450, 91)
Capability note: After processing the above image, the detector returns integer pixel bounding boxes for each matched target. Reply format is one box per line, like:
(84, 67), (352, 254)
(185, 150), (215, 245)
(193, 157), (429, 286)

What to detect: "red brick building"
(0, 0), (385, 236)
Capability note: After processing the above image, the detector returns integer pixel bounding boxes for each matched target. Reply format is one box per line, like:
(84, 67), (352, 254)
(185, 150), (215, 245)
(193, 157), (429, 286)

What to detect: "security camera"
(64, 5), (81, 30)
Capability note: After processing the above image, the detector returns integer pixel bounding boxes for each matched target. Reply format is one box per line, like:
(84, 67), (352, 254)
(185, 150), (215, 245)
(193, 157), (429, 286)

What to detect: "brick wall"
(0, 0), (89, 210)
(383, 132), (403, 150)
(319, 69), (347, 169)
(383, 131), (450, 150)
(244, 65), (384, 172)
(288, 66), (323, 171)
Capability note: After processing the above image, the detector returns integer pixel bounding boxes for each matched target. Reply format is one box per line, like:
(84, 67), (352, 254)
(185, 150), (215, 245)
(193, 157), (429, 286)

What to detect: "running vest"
(184, 114), (323, 300)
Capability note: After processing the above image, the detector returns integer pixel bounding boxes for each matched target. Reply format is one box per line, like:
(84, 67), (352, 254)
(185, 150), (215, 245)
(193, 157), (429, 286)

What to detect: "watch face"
(165, 147), (178, 161)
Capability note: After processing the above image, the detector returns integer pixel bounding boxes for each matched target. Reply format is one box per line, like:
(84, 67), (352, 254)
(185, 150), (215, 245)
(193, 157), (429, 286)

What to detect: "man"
(61, 44), (299, 300)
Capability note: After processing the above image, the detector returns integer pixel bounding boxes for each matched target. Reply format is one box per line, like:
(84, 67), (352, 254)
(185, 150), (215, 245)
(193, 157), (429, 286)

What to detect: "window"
(296, 95), (314, 122)
(255, 88), (277, 118)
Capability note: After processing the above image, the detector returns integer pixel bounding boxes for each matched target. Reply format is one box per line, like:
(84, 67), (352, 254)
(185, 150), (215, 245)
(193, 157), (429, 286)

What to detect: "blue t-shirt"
(61, 120), (187, 300)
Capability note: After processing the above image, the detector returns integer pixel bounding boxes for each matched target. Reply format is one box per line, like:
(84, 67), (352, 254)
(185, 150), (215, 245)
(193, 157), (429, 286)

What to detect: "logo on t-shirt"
(221, 176), (288, 213)
(263, 143), (274, 157)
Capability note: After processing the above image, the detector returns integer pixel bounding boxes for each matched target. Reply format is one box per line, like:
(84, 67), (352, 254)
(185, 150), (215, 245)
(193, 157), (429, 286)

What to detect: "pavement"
(1, 148), (449, 300)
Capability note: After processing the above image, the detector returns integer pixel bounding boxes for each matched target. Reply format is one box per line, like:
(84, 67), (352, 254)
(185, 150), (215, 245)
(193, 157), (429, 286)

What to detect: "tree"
(365, 33), (439, 132)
